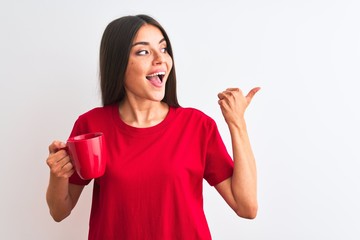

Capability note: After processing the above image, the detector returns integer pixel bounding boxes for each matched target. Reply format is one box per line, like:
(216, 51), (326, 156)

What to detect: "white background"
(1, 0), (359, 239)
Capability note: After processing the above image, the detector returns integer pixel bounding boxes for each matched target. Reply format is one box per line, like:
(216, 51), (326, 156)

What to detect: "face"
(124, 24), (173, 104)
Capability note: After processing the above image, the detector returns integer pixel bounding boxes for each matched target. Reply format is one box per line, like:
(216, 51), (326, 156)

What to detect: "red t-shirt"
(69, 104), (234, 240)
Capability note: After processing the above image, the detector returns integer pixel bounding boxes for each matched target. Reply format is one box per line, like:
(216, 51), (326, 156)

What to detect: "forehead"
(132, 24), (165, 43)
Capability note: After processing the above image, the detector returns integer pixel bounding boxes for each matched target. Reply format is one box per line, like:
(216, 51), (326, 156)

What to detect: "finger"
(226, 88), (240, 92)
(219, 90), (236, 98)
(63, 169), (75, 178)
(48, 156), (72, 177)
(48, 141), (67, 154)
(217, 92), (223, 99)
(218, 99), (226, 107)
(55, 154), (71, 165)
(246, 87), (261, 102)
(52, 165), (75, 179)
(61, 160), (74, 172)
(59, 160), (75, 178)
(217, 92), (228, 100)
(46, 151), (69, 169)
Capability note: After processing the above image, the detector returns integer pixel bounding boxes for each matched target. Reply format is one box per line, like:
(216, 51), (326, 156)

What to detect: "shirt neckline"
(111, 104), (176, 136)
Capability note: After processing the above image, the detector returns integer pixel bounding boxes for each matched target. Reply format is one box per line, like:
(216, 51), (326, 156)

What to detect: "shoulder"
(173, 107), (216, 127)
(78, 104), (115, 120)
(174, 107), (208, 117)
(71, 104), (117, 135)
(74, 104), (116, 129)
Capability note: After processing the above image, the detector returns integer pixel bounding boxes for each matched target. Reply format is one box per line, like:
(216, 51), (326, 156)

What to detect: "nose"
(153, 51), (165, 65)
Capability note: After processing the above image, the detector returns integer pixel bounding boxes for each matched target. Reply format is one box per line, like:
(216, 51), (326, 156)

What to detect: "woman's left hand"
(216, 87), (260, 218)
(217, 87), (260, 126)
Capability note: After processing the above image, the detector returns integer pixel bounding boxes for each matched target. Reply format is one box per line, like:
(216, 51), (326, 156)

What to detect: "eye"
(136, 50), (149, 56)
(161, 47), (168, 53)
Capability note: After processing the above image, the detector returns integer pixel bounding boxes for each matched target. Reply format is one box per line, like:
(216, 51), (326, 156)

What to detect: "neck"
(119, 98), (169, 128)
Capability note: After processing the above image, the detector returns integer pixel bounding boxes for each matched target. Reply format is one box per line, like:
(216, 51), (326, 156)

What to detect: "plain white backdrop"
(1, 0), (359, 239)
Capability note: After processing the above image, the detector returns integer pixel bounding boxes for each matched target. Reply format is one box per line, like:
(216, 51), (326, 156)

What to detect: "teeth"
(147, 72), (165, 77)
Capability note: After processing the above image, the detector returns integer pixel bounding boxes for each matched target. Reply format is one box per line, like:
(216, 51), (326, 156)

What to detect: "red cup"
(66, 132), (106, 180)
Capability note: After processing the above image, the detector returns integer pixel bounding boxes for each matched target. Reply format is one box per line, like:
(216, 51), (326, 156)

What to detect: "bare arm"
(46, 141), (84, 222)
(216, 87), (260, 219)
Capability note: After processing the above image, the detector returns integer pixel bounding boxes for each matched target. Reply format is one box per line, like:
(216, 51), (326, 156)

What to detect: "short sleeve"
(68, 117), (92, 186)
(203, 119), (234, 186)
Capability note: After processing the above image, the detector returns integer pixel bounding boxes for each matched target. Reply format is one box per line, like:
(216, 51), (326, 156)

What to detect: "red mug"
(66, 132), (106, 180)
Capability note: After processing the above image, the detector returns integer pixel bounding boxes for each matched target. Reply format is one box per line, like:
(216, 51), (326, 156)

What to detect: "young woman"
(46, 14), (260, 240)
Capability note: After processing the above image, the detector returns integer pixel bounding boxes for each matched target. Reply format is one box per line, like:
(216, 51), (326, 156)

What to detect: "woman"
(46, 14), (260, 240)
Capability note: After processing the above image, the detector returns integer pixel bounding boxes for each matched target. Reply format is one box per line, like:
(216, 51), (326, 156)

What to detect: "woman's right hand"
(46, 141), (75, 179)
(46, 141), (84, 222)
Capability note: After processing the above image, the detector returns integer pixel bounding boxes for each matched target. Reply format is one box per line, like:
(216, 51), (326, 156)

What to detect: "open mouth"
(145, 72), (166, 87)
(146, 72), (165, 83)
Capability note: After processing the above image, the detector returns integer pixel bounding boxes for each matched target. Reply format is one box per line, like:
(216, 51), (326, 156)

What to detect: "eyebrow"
(131, 38), (166, 47)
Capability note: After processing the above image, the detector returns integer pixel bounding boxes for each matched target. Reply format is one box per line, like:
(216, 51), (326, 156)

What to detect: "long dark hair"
(99, 14), (180, 107)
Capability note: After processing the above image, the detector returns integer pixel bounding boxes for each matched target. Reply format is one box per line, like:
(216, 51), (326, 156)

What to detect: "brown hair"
(99, 14), (180, 107)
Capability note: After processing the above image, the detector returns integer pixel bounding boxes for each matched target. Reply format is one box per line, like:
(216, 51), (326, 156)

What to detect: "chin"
(150, 92), (165, 102)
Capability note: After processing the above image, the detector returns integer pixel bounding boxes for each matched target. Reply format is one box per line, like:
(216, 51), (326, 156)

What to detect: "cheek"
(127, 61), (135, 71)
(124, 62), (135, 85)
(125, 61), (141, 79)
